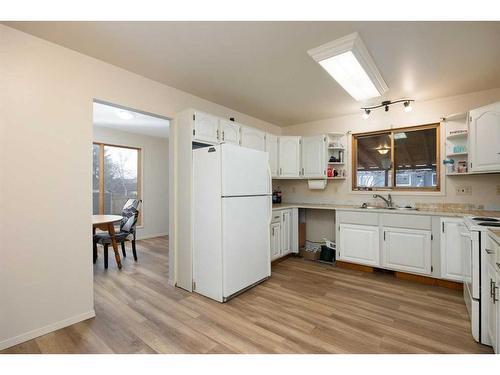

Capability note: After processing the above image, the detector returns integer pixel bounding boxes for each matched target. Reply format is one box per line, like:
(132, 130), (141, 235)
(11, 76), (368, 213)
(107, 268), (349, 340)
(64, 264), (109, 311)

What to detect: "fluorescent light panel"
(308, 33), (388, 102)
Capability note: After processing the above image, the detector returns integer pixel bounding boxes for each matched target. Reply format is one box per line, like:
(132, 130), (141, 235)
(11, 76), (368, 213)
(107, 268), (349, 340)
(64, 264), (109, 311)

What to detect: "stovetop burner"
(472, 217), (499, 222)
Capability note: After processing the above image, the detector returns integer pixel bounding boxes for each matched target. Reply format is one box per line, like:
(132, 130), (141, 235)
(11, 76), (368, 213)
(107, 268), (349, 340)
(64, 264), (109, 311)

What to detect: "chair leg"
(121, 241), (126, 258)
(93, 241), (98, 264)
(104, 244), (109, 269)
(132, 239), (138, 261)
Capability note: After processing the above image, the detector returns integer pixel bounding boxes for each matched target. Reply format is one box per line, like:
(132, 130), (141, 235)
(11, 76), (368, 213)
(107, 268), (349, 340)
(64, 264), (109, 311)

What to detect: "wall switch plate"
(456, 185), (472, 196)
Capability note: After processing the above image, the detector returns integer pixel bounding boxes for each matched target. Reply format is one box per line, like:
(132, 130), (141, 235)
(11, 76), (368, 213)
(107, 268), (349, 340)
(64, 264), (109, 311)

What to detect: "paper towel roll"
(307, 179), (327, 190)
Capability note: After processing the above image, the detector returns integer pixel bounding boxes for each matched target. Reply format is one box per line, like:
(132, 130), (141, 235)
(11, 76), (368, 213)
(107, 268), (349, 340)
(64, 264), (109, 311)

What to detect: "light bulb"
(404, 101), (413, 112)
(362, 109), (370, 119)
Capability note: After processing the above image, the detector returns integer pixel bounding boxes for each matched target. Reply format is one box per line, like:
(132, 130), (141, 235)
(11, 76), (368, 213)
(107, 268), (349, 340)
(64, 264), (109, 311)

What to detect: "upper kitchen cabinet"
(278, 136), (301, 178)
(219, 119), (241, 145)
(193, 111), (220, 144)
(241, 126), (266, 151)
(469, 101), (500, 173)
(301, 135), (327, 178)
(265, 133), (279, 177)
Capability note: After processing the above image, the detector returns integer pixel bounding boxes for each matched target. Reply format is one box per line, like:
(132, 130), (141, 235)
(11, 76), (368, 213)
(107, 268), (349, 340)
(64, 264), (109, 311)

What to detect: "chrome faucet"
(373, 193), (393, 208)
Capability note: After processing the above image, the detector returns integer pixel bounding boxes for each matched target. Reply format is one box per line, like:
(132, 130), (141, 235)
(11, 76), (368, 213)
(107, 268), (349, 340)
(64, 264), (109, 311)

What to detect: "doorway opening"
(91, 99), (170, 279)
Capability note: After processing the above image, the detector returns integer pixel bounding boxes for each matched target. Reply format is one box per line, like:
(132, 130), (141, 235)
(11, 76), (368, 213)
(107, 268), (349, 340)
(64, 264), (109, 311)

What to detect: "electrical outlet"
(456, 185), (472, 196)
(497, 185), (500, 195)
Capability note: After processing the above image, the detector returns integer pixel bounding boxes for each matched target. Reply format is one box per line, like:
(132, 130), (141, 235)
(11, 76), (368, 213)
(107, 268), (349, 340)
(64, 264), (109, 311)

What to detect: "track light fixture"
(361, 99), (414, 119)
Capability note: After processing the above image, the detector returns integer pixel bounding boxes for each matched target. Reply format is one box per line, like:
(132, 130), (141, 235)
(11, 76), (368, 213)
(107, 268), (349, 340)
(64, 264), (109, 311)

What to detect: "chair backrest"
(120, 199), (142, 233)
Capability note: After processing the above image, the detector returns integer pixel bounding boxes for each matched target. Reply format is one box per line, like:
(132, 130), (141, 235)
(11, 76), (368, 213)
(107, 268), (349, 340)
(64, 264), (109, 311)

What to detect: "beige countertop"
(272, 202), (500, 218)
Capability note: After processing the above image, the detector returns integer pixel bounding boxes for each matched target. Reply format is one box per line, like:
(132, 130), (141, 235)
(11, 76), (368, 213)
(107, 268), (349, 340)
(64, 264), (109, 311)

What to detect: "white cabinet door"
(339, 224), (380, 267)
(301, 135), (326, 178)
(281, 210), (291, 255)
(270, 222), (282, 261)
(219, 119), (241, 145)
(240, 126), (266, 151)
(440, 218), (464, 281)
(382, 227), (432, 275)
(469, 102), (500, 173)
(278, 136), (301, 178)
(265, 133), (279, 178)
(193, 111), (220, 144)
(487, 262), (498, 353)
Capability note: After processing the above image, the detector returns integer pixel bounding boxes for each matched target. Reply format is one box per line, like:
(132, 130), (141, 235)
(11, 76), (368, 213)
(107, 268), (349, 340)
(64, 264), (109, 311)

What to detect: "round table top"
(92, 214), (123, 226)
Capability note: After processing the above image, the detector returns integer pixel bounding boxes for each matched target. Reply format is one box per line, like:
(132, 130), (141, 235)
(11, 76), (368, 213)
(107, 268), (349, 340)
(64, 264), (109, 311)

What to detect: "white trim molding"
(0, 310), (95, 351)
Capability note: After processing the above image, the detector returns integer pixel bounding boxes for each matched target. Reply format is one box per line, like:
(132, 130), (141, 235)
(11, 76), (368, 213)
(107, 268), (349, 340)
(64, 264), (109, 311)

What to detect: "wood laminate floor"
(1, 236), (493, 354)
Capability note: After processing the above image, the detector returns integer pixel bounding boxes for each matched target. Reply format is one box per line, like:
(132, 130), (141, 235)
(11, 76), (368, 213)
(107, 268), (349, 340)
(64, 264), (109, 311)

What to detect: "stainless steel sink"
(358, 203), (418, 211)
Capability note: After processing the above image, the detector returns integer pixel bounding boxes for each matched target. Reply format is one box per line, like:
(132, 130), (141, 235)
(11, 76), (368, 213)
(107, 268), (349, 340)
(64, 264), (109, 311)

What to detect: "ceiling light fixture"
(362, 109), (371, 119)
(403, 100), (413, 112)
(361, 99), (414, 119)
(116, 109), (134, 120)
(307, 32), (388, 101)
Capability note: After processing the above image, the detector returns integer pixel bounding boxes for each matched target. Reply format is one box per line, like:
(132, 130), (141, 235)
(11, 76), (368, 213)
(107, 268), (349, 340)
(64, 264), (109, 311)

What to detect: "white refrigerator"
(193, 143), (272, 302)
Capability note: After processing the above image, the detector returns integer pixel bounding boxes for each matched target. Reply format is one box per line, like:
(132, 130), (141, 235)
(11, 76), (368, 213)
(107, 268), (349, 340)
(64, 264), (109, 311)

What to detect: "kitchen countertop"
(272, 202), (500, 218)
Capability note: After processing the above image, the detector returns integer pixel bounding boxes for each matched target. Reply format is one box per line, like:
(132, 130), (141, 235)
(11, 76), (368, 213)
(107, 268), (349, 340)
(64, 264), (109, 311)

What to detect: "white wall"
(0, 24), (280, 350)
(93, 126), (169, 240)
(278, 88), (500, 210)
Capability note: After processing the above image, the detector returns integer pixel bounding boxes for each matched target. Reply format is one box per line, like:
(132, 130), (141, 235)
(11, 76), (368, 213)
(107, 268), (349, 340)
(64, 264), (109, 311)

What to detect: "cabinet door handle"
(272, 227), (274, 236)
(493, 282), (498, 303)
(222, 131), (225, 141)
(216, 129), (220, 140)
(485, 248), (494, 254)
(442, 222), (445, 233)
(279, 167), (282, 175)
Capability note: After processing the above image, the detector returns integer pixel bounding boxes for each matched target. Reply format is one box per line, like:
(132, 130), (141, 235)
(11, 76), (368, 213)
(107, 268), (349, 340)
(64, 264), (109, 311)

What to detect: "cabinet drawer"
(271, 211), (282, 223)
(337, 211), (378, 226)
(380, 213), (431, 230)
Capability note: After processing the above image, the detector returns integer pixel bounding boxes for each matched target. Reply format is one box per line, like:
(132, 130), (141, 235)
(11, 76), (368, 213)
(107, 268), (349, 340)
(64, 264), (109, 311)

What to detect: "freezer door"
(222, 195), (271, 298)
(221, 143), (271, 197)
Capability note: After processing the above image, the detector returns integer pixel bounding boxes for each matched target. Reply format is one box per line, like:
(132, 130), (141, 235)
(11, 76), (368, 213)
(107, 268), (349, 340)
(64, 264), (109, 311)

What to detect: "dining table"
(92, 214), (123, 269)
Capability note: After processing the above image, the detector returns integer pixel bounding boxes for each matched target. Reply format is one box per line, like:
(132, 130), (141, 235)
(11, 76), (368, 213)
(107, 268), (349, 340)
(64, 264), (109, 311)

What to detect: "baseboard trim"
(136, 232), (168, 240)
(0, 310), (95, 351)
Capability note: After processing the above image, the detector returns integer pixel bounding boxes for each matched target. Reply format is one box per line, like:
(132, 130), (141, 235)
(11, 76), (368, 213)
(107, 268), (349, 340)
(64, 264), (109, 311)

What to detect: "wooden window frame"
(93, 142), (142, 225)
(352, 123), (440, 192)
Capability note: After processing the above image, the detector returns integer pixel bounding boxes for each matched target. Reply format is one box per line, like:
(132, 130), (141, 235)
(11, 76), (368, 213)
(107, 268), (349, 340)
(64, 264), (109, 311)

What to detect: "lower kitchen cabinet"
(270, 208), (298, 262)
(281, 209), (291, 255)
(338, 223), (380, 267)
(440, 217), (464, 281)
(486, 234), (500, 353)
(270, 221), (281, 261)
(382, 227), (432, 275)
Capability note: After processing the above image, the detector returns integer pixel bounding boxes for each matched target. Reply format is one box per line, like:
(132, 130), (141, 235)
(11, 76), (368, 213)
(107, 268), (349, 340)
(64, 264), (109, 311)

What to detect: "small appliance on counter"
(272, 187), (282, 204)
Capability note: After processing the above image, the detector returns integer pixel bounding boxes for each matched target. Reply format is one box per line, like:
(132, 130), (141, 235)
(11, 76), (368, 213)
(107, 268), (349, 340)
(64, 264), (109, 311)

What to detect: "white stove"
(462, 216), (500, 345)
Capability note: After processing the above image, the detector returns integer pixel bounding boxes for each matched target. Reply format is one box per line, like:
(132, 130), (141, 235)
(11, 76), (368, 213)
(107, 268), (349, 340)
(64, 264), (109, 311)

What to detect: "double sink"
(358, 203), (419, 211)
(358, 194), (419, 211)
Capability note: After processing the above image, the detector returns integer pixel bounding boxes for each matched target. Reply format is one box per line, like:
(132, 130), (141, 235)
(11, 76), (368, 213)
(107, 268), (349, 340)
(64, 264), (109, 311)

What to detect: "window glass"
(394, 128), (437, 188)
(103, 145), (139, 215)
(352, 124), (439, 191)
(356, 133), (393, 188)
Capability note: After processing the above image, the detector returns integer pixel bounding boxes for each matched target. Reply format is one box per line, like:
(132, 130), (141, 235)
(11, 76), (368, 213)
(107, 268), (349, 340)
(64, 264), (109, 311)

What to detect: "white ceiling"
(93, 101), (170, 138)
(7, 21), (500, 126)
